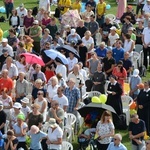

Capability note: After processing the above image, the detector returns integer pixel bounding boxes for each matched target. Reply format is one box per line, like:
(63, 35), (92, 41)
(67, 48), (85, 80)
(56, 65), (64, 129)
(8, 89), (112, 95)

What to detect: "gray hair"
(115, 133), (122, 141)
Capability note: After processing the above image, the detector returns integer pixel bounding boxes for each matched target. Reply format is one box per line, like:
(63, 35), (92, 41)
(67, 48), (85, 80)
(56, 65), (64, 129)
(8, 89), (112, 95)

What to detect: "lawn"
(0, 0), (150, 149)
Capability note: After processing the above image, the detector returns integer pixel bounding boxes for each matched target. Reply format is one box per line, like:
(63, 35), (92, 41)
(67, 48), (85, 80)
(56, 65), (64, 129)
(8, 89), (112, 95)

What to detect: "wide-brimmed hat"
(49, 118), (58, 128)
(13, 102), (22, 109)
(30, 125), (40, 134)
(17, 113), (25, 121)
(21, 97), (29, 104)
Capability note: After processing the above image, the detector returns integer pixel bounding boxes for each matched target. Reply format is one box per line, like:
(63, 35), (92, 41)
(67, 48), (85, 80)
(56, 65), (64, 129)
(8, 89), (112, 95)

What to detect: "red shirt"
(45, 70), (55, 82)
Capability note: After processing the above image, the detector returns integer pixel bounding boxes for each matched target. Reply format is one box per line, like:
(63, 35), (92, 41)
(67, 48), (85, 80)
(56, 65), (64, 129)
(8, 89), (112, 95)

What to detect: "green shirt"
(30, 26), (42, 42)
(131, 33), (136, 41)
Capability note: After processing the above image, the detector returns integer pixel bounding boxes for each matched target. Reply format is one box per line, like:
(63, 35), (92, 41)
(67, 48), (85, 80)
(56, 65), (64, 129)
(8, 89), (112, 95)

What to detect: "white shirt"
(0, 44), (14, 57)
(15, 61), (27, 73)
(21, 106), (31, 118)
(55, 64), (67, 81)
(16, 8), (27, 26)
(47, 84), (59, 99)
(47, 126), (63, 150)
(143, 3), (150, 13)
(39, 0), (50, 11)
(79, 69), (88, 80)
(108, 33), (119, 46)
(67, 57), (78, 71)
(11, 16), (18, 26)
(53, 94), (68, 109)
(142, 27), (150, 45)
(123, 39), (134, 57)
(82, 36), (94, 50)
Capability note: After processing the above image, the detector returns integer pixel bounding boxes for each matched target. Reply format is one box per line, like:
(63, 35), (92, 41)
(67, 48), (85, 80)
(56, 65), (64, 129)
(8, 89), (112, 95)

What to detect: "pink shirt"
(5, 0), (13, 3)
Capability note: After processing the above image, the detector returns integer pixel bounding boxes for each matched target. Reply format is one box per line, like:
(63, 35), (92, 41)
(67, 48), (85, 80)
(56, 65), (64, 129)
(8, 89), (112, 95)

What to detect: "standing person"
(136, 81), (150, 135)
(76, 20), (87, 38)
(136, 0), (145, 17)
(58, 0), (71, 14)
(142, 19), (150, 68)
(4, 0), (14, 20)
(71, 0), (82, 13)
(96, 0), (106, 27)
(39, 0), (50, 11)
(0, 102), (6, 134)
(106, 75), (123, 115)
(96, 111), (115, 150)
(129, 114), (146, 149)
(143, 0), (150, 14)
(29, 20), (42, 54)
(92, 64), (106, 94)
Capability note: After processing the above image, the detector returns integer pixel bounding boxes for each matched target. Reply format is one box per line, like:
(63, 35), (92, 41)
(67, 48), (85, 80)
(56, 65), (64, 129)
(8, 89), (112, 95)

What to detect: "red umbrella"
(21, 53), (45, 66)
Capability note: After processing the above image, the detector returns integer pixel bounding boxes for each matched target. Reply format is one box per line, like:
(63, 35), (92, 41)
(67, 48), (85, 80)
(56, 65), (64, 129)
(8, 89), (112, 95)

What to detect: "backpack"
(32, 7), (38, 16)
(115, 113), (127, 130)
(54, 7), (61, 18)
(139, 65), (147, 77)
(0, 16), (5, 22)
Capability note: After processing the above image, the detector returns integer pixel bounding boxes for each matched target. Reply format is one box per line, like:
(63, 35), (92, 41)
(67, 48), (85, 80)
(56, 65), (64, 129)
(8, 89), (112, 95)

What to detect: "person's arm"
(51, 137), (62, 145)
(30, 28), (42, 38)
(17, 16), (20, 27)
(128, 41), (135, 53)
(106, 64), (115, 74)
(40, 100), (47, 114)
(101, 128), (114, 139)
(4, 140), (10, 150)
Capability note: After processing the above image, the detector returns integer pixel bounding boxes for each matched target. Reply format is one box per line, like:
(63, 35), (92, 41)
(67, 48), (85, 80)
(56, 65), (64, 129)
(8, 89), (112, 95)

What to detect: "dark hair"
(90, 14), (95, 18)
(7, 130), (14, 136)
(117, 60), (123, 73)
(9, 29), (16, 35)
(1, 88), (8, 93)
(18, 42), (24, 48)
(124, 33), (131, 39)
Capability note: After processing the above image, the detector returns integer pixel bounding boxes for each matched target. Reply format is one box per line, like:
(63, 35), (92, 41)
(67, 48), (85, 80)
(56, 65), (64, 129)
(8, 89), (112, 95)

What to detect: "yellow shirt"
(96, 2), (106, 16)
(71, 2), (81, 12)
(0, 28), (3, 42)
(58, 0), (71, 14)
(25, 42), (33, 53)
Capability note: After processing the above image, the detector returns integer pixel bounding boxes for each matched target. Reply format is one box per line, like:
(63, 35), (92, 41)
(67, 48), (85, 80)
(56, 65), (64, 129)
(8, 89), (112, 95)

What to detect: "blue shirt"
(112, 47), (124, 64)
(28, 131), (47, 149)
(95, 48), (107, 58)
(64, 86), (80, 113)
(107, 142), (127, 150)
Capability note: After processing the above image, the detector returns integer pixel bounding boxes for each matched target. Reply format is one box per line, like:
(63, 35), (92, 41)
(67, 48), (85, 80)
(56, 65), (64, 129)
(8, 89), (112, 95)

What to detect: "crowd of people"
(0, 0), (150, 149)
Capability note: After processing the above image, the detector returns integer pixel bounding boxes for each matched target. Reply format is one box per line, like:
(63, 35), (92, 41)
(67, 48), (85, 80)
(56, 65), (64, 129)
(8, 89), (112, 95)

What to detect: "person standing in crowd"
(116, 0), (126, 19)
(4, 0), (14, 20)
(136, 0), (145, 17)
(136, 81), (150, 135)
(29, 20), (42, 54)
(92, 64), (106, 93)
(86, 0), (96, 13)
(106, 75), (123, 115)
(71, 0), (82, 13)
(58, 0), (71, 14)
(107, 134), (127, 150)
(142, 19), (150, 69)
(143, 0), (150, 14)
(102, 50), (116, 79)
(129, 114), (146, 149)
(96, 111), (115, 150)
(39, 0), (50, 11)
(96, 0), (106, 27)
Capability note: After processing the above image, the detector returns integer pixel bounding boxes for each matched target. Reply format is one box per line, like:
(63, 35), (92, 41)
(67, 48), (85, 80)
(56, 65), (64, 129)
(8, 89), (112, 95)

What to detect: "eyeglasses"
(37, 93), (43, 95)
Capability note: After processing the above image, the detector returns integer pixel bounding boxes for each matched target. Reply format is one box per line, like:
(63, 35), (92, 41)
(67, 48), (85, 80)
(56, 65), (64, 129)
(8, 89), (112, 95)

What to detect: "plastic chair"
(78, 102), (85, 127)
(63, 126), (72, 142)
(62, 141), (73, 150)
(135, 44), (143, 54)
(66, 113), (77, 142)
(105, 14), (116, 22)
(41, 122), (49, 133)
(133, 51), (140, 69)
(121, 95), (133, 126)
(27, 82), (33, 94)
(87, 91), (101, 97)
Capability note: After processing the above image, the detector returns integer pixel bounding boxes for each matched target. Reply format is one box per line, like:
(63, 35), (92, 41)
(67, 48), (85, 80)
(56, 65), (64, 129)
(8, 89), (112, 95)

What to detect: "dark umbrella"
(78, 102), (117, 118)
(56, 45), (80, 58)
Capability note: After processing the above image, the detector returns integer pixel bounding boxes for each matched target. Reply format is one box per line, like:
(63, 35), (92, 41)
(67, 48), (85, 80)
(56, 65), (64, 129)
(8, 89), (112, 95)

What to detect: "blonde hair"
(100, 110), (112, 123)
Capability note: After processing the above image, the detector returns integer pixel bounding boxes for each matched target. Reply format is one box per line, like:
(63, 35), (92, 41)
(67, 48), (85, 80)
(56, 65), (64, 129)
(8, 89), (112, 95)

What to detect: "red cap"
(127, 5), (133, 9)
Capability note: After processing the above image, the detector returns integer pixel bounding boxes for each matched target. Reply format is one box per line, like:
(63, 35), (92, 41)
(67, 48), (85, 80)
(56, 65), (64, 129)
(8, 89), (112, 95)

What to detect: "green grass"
(0, 0), (150, 149)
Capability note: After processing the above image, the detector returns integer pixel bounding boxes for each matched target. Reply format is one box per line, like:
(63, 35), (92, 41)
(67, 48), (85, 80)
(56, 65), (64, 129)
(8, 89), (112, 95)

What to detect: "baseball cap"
(71, 29), (76, 35)
(2, 38), (8, 43)
(33, 20), (39, 25)
(127, 5), (133, 9)
(110, 26), (116, 31)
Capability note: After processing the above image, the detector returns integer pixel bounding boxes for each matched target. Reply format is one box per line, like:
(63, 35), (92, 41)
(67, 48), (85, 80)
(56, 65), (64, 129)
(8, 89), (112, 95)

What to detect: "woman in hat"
(13, 114), (28, 150)
(4, 130), (18, 150)
(27, 103), (43, 130)
(0, 88), (13, 120)
(106, 75), (123, 116)
(46, 118), (63, 150)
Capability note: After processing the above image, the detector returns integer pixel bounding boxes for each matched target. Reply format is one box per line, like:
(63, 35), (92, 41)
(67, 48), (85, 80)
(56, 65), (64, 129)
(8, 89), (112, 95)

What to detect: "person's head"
(90, 14), (95, 21)
(57, 86), (64, 96)
(20, 97), (29, 106)
(124, 33), (131, 40)
(146, 140), (150, 150)
(33, 20), (39, 27)
(99, 42), (106, 49)
(6, 56), (13, 66)
(77, 39), (83, 46)
(50, 76), (58, 86)
(18, 72), (25, 81)
(35, 64), (41, 72)
(147, 0), (150, 5)
(132, 69), (139, 77)
(7, 130), (14, 139)
(97, 63), (102, 72)
(113, 134), (122, 145)
(17, 113), (25, 125)
(126, 5), (133, 12)
(51, 100), (59, 109)
(1, 88), (8, 97)
(69, 52), (75, 59)
(37, 90), (44, 99)
(73, 64), (80, 74)
(18, 41), (25, 49)
(68, 78), (76, 88)
(106, 50), (112, 57)
(2, 69), (9, 78)
(144, 13), (150, 19)
(2, 48), (9, 56)
(12, 9), (17, 16)
(78, 62), (83, 70)
(101, 110), (112, 123)
(138, 20), (144, 27)
(128, 27), (134, 35)
(91, 52), (97, 59)
(0, 101), (3, 111)
(56, 73), (63, 81)
(19, 3), (25, 11)
(30, 125), (40, 134)
(117, 60), (123, 72)
(78, 20), (84, 27)
(86, 4), (92, 11)
(144, 81), (150, 90)
(35, 79), (43, 88)
(55, 31), (61, 38)
(44, 42), (51, 49)
(109, 75), (116, 83)
(27, 9), (32, 15)
(50, 17), (56, 25)
(19, 55), (26, 65)
(9, 28), (16, 36)
(84, 30), (91, 38)
(124, 52), (130, 59)
(115, 40), (122, 48)
(13, 102), (22, 113)
(43, 11), (50, 17)
(137, 83), (144, 90)
(110, 26), (117, 34)
(48, 118), (58, 129)
(2, 38), (8, 47)
(124, 16), (131, 23)
(131, 114), (139, 124)
(44, 28), (50, 35)
(105, 17), (111, 24)
(70, 28), (76, 36)
(31, 103), (40, 112)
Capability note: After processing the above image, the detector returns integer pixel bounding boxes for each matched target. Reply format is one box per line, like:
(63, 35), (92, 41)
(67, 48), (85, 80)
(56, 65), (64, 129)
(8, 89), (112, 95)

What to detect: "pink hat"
(30, 125), (39, 134)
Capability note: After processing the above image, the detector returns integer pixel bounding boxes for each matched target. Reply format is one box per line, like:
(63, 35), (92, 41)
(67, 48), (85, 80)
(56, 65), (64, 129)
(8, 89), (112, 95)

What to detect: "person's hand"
(46, 140), (51, 144)
(129, 134), (134, 139)
(74, 107), (78, 110)
(139, 105), (143, 109)
(112, 92), (116, 95)
(51, 108), (56, 114)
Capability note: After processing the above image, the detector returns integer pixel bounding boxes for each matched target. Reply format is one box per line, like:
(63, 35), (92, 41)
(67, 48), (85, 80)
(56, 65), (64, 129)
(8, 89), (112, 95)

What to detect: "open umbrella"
(78, 102), (117, 118)
(61, 10), (81, 27)
(21, 53), (45, 66)
(57, 45), (80, 59)
(44, 49), (69, 65)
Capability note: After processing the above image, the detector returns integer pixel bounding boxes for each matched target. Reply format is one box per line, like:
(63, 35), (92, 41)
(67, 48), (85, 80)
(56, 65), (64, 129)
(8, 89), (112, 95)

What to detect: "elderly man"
(107, 134), (127, 150)
(0, 69), (13, 95)
(15, 72), (28, 103)
(2, 56), (18, 80)
(46, 100), (64, 129)
(0, 38), (14, 57)
(30, 64), (46, 84)
(129, 114), (146, 150)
